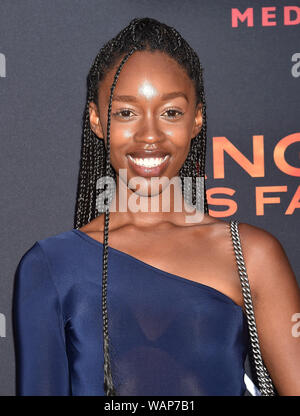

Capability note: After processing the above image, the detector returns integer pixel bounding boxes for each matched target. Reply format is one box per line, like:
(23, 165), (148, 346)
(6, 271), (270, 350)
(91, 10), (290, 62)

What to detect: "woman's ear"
(191, 102), (203, 138)
(89, 102), (104, 139)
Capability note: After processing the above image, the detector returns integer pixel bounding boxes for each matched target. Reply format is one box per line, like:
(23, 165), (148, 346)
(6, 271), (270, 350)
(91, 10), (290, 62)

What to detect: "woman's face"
(89, 50), (203, 196)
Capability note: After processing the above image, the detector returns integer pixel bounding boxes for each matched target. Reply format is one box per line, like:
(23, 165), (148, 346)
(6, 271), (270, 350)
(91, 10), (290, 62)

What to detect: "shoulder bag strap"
(229, 219), (276, 396)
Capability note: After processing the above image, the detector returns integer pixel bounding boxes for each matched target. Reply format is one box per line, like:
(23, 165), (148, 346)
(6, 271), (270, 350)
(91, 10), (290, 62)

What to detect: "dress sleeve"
(13, 241), (70, 396)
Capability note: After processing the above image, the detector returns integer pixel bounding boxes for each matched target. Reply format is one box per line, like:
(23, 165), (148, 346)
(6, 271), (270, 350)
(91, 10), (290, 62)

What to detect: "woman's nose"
(134, 115), (164, 145)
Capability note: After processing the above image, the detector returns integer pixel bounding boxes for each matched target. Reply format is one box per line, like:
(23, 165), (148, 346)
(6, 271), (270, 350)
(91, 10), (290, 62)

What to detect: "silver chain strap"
(229, 220), (276, 396)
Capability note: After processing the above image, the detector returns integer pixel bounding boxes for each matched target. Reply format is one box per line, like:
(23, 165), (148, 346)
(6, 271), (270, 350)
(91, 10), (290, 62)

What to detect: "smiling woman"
(13, 17), (300, 397)
(88, 47), (203, 198)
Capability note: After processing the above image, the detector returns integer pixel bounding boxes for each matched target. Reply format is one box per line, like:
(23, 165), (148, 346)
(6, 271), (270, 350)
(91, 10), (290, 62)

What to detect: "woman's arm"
(238, 223), (300, 396)
(13, 242), (70, 395)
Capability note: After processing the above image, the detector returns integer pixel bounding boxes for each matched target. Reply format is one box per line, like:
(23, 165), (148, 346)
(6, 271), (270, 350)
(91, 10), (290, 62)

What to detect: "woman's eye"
(163, 109), (184, 119)
(112, 108), (184, 120)
(113, 109), (135, 119)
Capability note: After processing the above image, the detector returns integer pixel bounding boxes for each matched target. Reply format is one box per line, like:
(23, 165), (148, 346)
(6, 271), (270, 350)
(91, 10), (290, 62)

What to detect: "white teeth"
(128, 155), (168, 167)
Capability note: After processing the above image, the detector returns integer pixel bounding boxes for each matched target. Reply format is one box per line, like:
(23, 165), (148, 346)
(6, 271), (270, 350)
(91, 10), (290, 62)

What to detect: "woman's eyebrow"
(112, 91), (189, 103)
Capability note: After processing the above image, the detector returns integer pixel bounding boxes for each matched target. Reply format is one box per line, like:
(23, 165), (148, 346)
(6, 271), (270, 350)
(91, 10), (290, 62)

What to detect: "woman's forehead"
(138, 80), (158, 100)
(99, 50), (193, 101)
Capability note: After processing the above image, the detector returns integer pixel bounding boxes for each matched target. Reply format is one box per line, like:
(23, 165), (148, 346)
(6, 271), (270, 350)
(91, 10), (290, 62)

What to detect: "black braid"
(74, 17), (209, 395)
(102, 48), (138, 395)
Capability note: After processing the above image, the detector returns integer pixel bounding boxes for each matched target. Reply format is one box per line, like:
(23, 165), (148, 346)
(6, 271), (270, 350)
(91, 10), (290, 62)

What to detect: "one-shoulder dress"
(13, 226), (253, 396)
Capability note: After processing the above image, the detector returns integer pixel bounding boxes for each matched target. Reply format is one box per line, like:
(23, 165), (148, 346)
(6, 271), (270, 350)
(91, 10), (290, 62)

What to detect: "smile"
(127, 155), (169, 167)
(126, 154), (170, 177)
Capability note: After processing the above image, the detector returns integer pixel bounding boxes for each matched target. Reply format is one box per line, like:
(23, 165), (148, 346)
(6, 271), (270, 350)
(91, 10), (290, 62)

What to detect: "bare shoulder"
(235, 221), (298, 301)
(237, 221), (285, 253)
(234, 222), (300, 395)
(236, 221), (292, 267)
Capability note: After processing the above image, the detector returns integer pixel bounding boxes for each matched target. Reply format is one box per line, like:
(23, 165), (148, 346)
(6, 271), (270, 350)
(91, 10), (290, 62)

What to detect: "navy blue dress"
(13, 229), (250, 396)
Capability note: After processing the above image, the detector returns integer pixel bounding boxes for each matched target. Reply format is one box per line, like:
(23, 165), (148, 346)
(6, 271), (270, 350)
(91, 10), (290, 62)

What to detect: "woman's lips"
(126, 154), (170, 178)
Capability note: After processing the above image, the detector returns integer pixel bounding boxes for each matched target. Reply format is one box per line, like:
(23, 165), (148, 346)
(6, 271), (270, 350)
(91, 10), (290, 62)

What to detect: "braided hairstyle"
(74, 17), (209, 396)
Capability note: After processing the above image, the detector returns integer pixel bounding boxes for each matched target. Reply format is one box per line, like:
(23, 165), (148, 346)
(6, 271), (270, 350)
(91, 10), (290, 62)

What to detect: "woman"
(13, 17), (300, 396)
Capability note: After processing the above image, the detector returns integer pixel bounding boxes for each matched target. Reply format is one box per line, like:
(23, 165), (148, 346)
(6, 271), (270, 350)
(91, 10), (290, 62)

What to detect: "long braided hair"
(74, 17), (209, 396)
